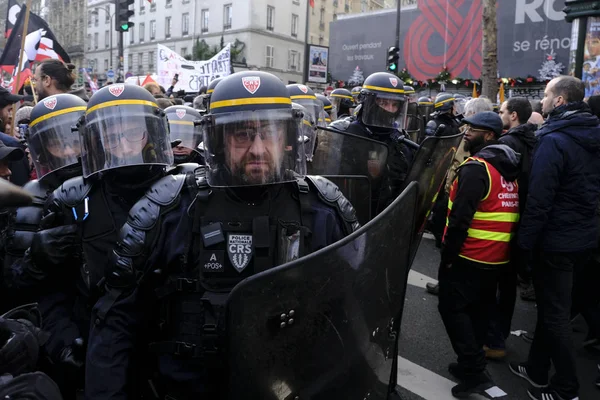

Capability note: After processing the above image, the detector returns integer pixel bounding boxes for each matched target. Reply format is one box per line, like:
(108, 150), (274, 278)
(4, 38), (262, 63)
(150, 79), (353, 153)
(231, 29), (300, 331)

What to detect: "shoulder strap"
(305, 175), (360, 234)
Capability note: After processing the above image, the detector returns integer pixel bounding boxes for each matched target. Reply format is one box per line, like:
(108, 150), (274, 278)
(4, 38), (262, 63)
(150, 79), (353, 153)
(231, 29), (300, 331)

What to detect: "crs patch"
(43, 97), (57, 110)
(299, 85), (309, 93)
(202, 250), (224, 273)
(108, 84), (125, 97)
(242, 77), (261, 95)
(227, 234), (253, 273)
(389, 77), (398, 87)
(175, 109), (186, 119)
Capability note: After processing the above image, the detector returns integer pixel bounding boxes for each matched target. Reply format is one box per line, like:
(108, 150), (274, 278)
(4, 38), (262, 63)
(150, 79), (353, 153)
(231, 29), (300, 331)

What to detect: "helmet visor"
(81, 105), (173, 177)
(28, 110), (85, 180)
(203, 109), (305, 187)
(291, 97), (321, 121)
(168, 119), (203, 150)
(361, 93), (407, 130)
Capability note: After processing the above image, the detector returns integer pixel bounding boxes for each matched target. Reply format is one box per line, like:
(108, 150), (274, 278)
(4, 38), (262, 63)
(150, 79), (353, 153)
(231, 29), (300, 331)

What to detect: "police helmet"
(79, 84), (173, 178)
(165, 105), (203, 164)
(360, 72), (407, 130)
(203, 77), (223, 111)
(330, 88), (354, 115)
(286, 84), (321, 121)
(417, 96), (434, 118)
(27, 94), (86, 181)
(351, 86), (362, 102)
(453, 94), (468, 116)
(316, 93), (336, 124)
(203, 71), (304, 187)
(193, 94), (208, 111)
(433, 93), (456, 115)
(292, 102), (317, 171)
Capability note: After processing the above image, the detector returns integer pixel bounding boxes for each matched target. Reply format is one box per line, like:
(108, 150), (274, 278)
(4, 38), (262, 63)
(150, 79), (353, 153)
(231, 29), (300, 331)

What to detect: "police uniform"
(331, 72), (414, 214)
(425, 93), (461, 138)
(165, 105), (205, 165)
(1, 94), (86, 312)
(330, 88), (354, 119)
(85, 71), (359, 399)
(30, 84), (177, 394)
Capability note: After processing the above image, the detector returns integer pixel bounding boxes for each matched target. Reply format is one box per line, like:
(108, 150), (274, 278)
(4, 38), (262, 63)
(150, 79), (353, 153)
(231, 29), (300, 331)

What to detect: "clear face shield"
(292, 97), (321, 122)
(361, 92), (408, 130)
(80, 105), (174, 178)
(454, 98), (467, 116)
(27, 109), (85, 180)
(166, 115), (203, 161)
(202, 109), (305, 187)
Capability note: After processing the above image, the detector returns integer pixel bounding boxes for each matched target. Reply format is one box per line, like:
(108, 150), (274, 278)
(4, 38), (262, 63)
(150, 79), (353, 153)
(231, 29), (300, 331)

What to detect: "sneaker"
(521, 285), (536, 302)
(425, 282), (439, 295)
(508, 362), (547, 388)
(527, 386), (578, 400)
(483, 345), (506, 360)
(451, 372), (493, 399)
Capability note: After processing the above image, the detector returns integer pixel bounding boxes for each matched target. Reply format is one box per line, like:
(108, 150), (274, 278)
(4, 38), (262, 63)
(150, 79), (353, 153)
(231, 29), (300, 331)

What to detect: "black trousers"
(438, 259), (499, 374)
(527, 250), (591, 397)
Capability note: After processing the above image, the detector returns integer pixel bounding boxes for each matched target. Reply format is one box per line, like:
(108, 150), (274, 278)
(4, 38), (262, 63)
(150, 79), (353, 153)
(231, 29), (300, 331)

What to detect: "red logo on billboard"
(108, 84), (125, 97)
(43, 97), (57, 110)
(176, 109), (186, 119)
(389, 78), (398, 87)
(299, 85), (309, 94)
(242, 77), (261, 95)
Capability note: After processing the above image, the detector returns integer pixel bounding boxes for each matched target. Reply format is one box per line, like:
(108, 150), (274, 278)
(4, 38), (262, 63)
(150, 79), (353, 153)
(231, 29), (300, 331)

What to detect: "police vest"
(445, 157), (519, 265)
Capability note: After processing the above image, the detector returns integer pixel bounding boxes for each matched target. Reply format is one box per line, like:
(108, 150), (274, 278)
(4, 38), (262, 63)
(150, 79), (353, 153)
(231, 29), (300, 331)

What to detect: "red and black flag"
(4, 0), (21, 39)
(0, 9), (70, 92)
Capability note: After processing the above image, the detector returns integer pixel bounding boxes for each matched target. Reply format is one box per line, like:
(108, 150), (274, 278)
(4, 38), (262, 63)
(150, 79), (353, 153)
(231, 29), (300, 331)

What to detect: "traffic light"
(387, 46), (399, 73)
(116, 0), (135, 32)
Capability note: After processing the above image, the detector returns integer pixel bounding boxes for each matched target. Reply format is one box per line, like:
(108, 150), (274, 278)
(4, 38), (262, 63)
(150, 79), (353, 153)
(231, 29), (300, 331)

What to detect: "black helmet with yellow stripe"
(203, 71), (305, 187)
(204, 77), (223, 111)
(433, 93), (455, 115)
(330, 88), (354, 116)
(165, 105), (203, 164)
(79, 84), (173, 178)
(286, 84), (321, 120)
(360, 72), (407, 130)
(316, 93), (335, 124)
(27, 93), (87, 182)
(351, 86), (362, 103)
(417, 96), (433, 118)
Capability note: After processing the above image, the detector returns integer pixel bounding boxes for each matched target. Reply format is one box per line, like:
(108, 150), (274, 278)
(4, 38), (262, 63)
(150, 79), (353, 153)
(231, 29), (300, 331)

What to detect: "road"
(395, 235), (600, 400)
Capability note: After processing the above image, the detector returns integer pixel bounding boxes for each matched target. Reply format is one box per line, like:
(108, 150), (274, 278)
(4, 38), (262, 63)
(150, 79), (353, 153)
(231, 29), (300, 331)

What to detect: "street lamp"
(91, 6), (115, 70)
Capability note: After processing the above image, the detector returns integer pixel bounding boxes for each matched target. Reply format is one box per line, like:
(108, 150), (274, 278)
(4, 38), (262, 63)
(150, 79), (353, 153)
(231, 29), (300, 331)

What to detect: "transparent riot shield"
(401, 132), (464, 261)
(226, 182), (419, 400)
(309, 128), (388, 223)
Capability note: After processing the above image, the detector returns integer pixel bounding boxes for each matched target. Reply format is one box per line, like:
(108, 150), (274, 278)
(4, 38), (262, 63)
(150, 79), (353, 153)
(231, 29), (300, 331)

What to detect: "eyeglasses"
(227, 124), (282, 146)
(465, 126), (491, 134)
(104, 127), (147, 149)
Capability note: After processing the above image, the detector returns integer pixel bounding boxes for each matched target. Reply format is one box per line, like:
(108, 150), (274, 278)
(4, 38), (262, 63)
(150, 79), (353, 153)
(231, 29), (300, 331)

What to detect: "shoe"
(448, 363), (466, 381)
(450, 372), (493, 399)
(523, 332), (535, 343)
(527, 386), (578, 400)
(521, 285), (536, 301)
(426, 282), (439, 295)
(508, 362), (547, 388)
(483, 345), (506, 360)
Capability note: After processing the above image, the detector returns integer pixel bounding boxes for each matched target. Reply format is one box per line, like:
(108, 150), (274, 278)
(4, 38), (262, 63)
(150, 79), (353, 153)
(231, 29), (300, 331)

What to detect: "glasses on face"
(46, 138), (81, 153)
(587, 39), (600, 46)
(227, 123), (282, 146)
(104, 127), (147, 149)
(465, 126), (490, 134)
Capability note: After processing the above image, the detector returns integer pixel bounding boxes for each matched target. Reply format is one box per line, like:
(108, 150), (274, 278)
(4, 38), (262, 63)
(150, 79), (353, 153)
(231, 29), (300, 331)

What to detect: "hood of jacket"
(537, 102), (600, 153)
(503, 123), (538, 150)
(474, 143), (521, 182)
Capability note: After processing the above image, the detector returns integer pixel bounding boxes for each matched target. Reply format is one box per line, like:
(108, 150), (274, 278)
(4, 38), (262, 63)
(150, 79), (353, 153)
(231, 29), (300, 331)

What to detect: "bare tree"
(481, 0), (498, 101)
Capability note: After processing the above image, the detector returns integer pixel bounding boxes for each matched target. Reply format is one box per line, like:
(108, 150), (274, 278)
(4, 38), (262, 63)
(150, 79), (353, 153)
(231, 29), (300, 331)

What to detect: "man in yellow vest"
(438, 111), (520, 398)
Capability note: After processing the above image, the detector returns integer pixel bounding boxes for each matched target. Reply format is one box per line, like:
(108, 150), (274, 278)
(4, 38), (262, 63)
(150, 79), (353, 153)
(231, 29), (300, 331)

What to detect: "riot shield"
(323, 175), (371, 225)
(401, 132), (464, 261)
(226, 182), (419, 400)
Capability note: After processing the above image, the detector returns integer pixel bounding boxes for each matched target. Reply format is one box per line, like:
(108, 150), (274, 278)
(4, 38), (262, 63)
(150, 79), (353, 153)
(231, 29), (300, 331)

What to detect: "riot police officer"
(425, 93), (461, 137)
(165, 105), (204, 165)
(286, 83), (322, 121)
(316, 93), (335, 123)
(330, 88), (354, 119)
(85, 71), (359, 399)
(332, 71), (414, 213)
(405, 86), (421, 142)
(31, 84), (175, 396)
(351, 85), (362, 104)
(1, 94), (86, 312)
(193, 77), (223, 113)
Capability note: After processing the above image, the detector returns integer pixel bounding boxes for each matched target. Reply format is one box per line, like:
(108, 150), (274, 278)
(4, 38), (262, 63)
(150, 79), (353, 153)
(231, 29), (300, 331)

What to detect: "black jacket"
(442, 143), (520, 267)
(425, 113), (461, 137)
(499, 123), (537, 213)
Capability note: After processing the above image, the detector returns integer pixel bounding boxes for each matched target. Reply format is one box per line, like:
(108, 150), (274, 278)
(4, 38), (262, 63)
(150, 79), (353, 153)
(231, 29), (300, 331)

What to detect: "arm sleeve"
(517, 136), (563, 250)
(38, 290), (81, 362)
(441, 163), (489, 264)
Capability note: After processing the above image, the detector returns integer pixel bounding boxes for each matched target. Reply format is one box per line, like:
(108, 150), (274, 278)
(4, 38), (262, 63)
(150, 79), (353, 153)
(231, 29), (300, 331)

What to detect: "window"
(139, 23), (145, 42)
(288, 50), (299, 71)
(267, 6), (275, 31)
(94, 13), (99, 27)
(291, 14), (298, 37)
(223, 4), (232, 30)
(201, 9), (209, 33)
(150, 20), (156, 40)
(293, 0), (300, 4)
(166, 0), (172, 7)
(165, 17), (171, 38)
(181, 47), (188, 57)
(104, 59), (108, 71)
(105, 30), (109, 48)
(139, 0), (145, 14)
(87, 34), (91, 50)
(138, 53), (144, 73)
(128, 56), (133, 71)
(150, 0), (156, 12)
(320, 8), (325, 23)
(105, 10), (110, 24)
(87, 12), (91, 27)
(148, 51), (155, 72)
(94, 32), (98, 49)
(129, 29), (134, 44)
(182, 13), (190, 36)
(266, 45), (274, 68)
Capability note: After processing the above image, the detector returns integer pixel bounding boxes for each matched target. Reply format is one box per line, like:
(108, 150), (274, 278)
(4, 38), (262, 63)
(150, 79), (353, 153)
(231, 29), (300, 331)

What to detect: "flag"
(4, 0), (21, 39)
(0, 9), (70, 93)
(81, 68), (98, 94)
(472, 82), (478, 98)
(141, 74), (156, 86)
(309, 0), (315, 8)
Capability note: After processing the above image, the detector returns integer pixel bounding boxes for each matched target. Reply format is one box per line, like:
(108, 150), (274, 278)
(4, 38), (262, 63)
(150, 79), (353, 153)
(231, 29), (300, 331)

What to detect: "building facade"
(45, 0), (87, 75)
(307, 0), (353, 48)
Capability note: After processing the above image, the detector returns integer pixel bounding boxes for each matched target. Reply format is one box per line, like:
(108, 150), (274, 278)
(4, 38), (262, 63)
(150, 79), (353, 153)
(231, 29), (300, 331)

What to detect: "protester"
(0, 88), (30, 186)
(32, 59), (77, 100)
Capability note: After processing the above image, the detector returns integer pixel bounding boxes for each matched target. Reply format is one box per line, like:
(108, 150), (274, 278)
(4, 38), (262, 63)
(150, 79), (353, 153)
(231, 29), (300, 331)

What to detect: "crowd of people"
(0, 58), (599, 400)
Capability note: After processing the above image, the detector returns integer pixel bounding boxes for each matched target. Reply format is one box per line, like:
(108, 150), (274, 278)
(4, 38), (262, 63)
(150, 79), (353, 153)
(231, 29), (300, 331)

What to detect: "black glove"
(59, 337), (85, 370)
(30, 223), (79, 270)
(0, 317), (45, 375)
